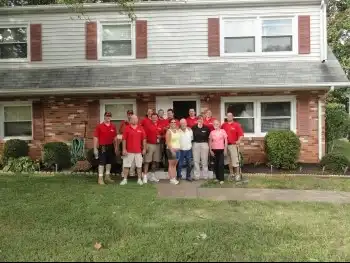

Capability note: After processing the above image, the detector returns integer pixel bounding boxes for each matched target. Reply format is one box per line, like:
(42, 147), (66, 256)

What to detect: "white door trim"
(156, 96), (201, 116)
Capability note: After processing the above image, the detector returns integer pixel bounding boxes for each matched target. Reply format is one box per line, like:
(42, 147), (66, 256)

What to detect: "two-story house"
(0, 0), (348, 164)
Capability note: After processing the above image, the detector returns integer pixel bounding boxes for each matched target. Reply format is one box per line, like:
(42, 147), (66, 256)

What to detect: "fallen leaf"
(94, 242), (102, 250)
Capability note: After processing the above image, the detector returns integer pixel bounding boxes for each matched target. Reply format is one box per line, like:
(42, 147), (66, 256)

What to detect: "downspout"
(320, 0), (324, 61)
(318, 98), (323, 160)
(321, 0), (328, 61)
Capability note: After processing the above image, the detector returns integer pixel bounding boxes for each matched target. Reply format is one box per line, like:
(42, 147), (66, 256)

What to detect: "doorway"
(173, 100), (197, 120)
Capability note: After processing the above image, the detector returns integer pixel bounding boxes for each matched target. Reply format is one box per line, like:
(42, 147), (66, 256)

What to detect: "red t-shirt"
(204, 117), (216, 132)
(119, 120), (130, 134)
(144, 121), (162, 144)
(122, 125), (146, 153)
(186, 116), (198, 128)
(221, 121), (244, 144)
(141, 117), (152, 127)
(94, 122), (117, 145)
(158, 118), (169, 137)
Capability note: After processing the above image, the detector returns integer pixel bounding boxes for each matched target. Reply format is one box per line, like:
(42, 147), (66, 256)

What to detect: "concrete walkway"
(156, 180), (350, 204)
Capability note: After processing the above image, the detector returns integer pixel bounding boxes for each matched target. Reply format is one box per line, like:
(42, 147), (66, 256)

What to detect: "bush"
(43, 142), (71, 170)
(326, 103), (350, 152)
(264, 130), (301, 170)
(2, 157), (39, 173)
(2, 139), (29, 164)
(320, 153), (349, 173)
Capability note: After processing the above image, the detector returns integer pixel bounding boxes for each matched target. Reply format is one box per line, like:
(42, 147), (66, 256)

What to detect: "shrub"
(2, 139), (29, 164)
(43, 142), (71, 170)
(326, 103), (350, 152)
(320, 153), (349, 173)
(2, 157), (39, 173)
(264, 130), (301, 170)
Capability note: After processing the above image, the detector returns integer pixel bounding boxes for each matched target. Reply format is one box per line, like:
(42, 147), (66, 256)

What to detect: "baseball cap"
(127, 110), (134, 115)
(104, 111), (112, 117)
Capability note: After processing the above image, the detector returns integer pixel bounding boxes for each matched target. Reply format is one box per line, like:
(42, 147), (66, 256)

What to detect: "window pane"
(102, 41), (132, 57)
(261, 118), (290, 133)
(225, 102), (254, 117)
(224, 37), (255, 53)
(261, 102), (291, 117)
(4, 106), (32, 121)
(0, 43), (27, 59)
(102, 25), (131, 41)
(0, 28), (27, 43)
(105, 104), (133, 120)
(224, 19), (255, 37)
(262, 36), (292, 52)
(4, 121), (32, 137)
(235, 118), (254, 133)
(111, 120), (122, 129)
(262, 19), (292, 36)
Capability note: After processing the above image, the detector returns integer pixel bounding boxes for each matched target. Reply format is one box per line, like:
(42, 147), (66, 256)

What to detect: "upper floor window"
(101, 23), (133, 58)
(262, 19), (293, 52)
(223, 19), (255, 54)
(0, 27), (27, 60)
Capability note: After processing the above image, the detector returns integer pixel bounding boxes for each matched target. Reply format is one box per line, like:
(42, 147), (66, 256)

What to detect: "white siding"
(0, 5), (321, 68)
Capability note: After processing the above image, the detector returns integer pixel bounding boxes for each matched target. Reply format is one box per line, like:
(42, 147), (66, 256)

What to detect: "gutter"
(0, 83), (347, 96)
(318, 98), (323, 160)
(0, 0), (323, 15)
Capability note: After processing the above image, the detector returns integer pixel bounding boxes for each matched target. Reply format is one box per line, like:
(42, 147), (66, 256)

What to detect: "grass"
(2, 175), (350, 261)
(201, 175), (350, 191)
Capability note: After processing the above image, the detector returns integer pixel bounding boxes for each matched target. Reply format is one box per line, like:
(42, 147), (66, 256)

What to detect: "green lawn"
(202, 175), (350, 191)
(2, 175), (350, 261)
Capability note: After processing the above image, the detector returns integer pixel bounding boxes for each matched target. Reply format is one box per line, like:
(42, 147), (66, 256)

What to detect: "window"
(225, 102), (254, 133)
(100, 100), (136, 129)
(260, 102), (291, 132)
(262, 19), (293, 52)
(0, 104), (32, 139)
(221, 97), (296, 136)
(223, 19), (255, 53)
(0, 27), (28, 59)
(101, 24), (132, 57)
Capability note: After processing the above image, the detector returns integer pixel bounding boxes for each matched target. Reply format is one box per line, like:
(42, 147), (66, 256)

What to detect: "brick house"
(0, 0), (348, 164)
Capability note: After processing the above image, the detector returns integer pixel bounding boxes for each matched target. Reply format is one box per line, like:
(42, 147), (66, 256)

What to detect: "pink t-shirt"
(209, 129), (227, 150)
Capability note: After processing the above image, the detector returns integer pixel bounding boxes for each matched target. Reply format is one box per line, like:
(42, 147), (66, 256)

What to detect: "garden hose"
(71, 137), (85, 164)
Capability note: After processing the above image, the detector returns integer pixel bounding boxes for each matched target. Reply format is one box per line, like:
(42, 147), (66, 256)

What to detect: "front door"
(173, 100), (197, 120)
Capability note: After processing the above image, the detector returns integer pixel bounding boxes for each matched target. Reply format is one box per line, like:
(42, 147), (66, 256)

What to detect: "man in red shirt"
(93, 111), (118, 185)
(118, 109), (135, 177)
(221, 112), (244, 181)
(141, 108), (153, 127)
(143, 113), (162, 183)
(204, 109), (216, 132)
(157, 109), (169, 129)
(120, 115), (147, 186)
(186, 108), (198, 128)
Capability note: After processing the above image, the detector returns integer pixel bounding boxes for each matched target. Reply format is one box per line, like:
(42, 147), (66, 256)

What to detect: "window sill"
(99, 56), (135, 60)
(0, 58), (29, 63)
(221, 51), (297, 57)
(2, 136), (33, 141)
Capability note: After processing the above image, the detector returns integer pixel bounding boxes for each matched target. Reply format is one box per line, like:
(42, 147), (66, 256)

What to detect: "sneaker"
(235, 174), (242, 182)
(149, 173), (159, 183)
(120, 179), (127, 186)
(137, 178), (144, 185)
(143, 174), (148, 184)
(219, 181), (224, 185)
(170, 178), (179, 185)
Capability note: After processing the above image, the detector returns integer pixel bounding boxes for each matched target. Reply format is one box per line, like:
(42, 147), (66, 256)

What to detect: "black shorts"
(166, 149), (180, 160)
(98, 144), (115, 165)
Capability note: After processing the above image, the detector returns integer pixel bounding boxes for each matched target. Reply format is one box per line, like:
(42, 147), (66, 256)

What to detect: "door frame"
(156, 96), (201, 116)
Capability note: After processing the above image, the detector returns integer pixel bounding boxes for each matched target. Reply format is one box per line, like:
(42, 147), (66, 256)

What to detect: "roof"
(0, 0), (322, 15)
(0, 50), (348, 95)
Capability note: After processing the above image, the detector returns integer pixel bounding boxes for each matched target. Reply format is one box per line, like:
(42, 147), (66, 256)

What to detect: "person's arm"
(165, 130), (172, 150)
(223, 130), (228, 155)
(236, 124), (244, 145)
(142, 128), (147, 155)
(122, 129), (128, 155)
(209, 131), (214, 156)
(93, 126), (99, 158)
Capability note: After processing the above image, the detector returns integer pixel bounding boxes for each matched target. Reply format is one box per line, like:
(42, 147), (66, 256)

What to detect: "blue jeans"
(177, 150), (192, 179)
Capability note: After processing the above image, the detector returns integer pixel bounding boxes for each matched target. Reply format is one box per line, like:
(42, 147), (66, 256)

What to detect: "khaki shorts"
(144, 143), (161, 163)
(228, 144), (239, 167)
(123, 153), (143, 168)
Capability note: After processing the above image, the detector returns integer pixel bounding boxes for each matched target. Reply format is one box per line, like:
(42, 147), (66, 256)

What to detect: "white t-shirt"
(179, 128), (193, 151)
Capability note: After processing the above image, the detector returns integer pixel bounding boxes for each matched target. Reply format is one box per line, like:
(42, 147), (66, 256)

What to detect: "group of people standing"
(93, 108), (244, 186)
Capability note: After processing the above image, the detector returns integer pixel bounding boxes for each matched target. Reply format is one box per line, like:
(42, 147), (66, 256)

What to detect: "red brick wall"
(0, 90), (326, 164)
